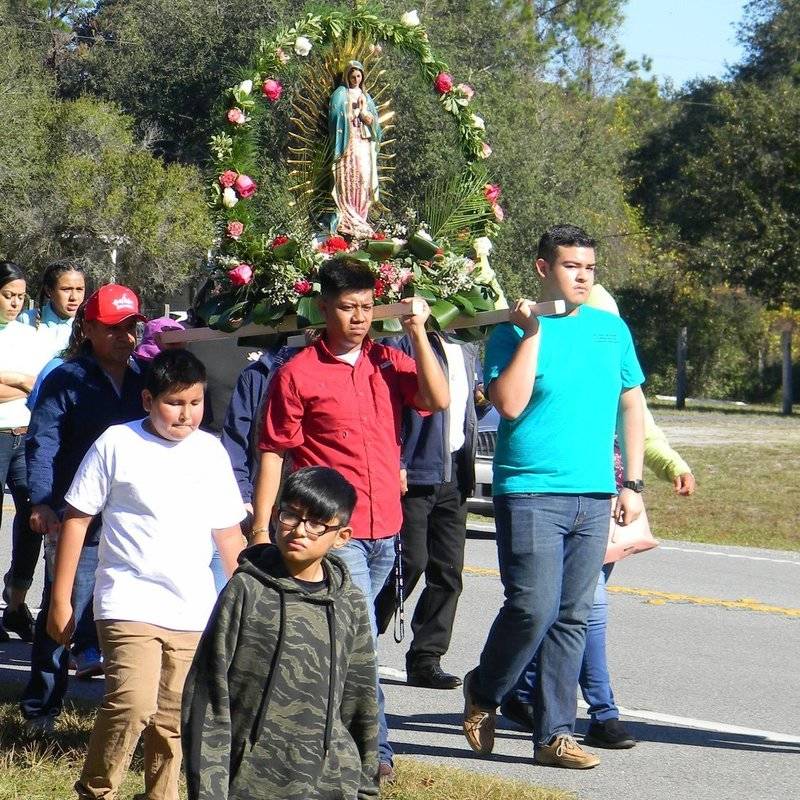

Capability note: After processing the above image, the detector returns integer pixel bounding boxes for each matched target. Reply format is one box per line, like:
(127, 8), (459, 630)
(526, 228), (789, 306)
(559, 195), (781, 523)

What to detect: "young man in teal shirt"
(461, 224), (645, 769)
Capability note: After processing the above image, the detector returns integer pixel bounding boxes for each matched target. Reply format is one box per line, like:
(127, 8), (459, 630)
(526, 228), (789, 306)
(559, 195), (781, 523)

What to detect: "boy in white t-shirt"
(47, 349), (245, 800)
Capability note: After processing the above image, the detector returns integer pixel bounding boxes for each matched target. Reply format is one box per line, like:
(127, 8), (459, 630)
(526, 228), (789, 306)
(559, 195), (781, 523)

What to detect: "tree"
(736, 0), (800, 85)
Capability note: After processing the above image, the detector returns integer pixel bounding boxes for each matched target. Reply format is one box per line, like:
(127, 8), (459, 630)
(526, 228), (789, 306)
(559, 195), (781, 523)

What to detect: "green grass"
(0, 690), (570, 800)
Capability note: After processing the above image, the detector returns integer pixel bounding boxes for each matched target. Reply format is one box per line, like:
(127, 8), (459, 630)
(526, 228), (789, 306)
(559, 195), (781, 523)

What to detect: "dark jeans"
(472, 493), (610, 746)
(20, 542), (98, 719)
(376, 477), (467, 669)
(0, 430), (40, 593)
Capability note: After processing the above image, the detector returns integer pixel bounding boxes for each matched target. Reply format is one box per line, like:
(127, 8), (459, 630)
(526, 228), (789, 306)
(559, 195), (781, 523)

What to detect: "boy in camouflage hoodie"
(182, 466), (379, 800)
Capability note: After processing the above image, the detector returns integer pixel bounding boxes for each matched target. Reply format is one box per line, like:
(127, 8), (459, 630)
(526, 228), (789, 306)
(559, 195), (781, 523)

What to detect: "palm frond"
(421, 169), (494, 245)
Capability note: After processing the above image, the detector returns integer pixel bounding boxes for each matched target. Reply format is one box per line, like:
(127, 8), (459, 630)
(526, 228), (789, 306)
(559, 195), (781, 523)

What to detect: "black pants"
(376, 474), (468, 669)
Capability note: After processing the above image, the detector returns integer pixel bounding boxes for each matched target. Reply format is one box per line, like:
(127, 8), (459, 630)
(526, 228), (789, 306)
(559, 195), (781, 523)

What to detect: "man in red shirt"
(252, 260), (449, 783)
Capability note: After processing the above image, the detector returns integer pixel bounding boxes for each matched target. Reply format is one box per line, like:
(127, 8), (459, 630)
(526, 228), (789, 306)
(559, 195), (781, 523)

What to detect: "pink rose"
(434, 72), (454, 94)
(480, 142), (493, 159)
(228, 264), (253, 286)
(233, 174), (257, 198)
(219, 170), (238, 188)
(227, 108), (247, 125)
(493, 204), (505, 222)
(484, 183), (501, 204)
(293, 278), (312, 296)
(261, 79), (283, 102)
(457, 83), (475, 100)
(226, 220), (244, 240)
(397, 267), (413, 287)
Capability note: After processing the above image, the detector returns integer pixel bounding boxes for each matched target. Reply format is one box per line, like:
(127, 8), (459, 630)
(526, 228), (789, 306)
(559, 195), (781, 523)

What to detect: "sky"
(618, 1), (748, 88)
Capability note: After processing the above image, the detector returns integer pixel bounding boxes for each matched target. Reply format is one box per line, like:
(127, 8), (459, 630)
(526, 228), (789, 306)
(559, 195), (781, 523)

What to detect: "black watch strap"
(621, 479), (645, 493)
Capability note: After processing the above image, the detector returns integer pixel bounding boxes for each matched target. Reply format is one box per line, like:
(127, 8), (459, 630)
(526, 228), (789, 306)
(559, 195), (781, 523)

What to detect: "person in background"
(132, 316), (185, 362)
(376, 332), (486, 690)
(47, 349), (244, 800)
(19, 259), (86, 359)
(21, 284), (148, 731)
(0, 261), (50, 642)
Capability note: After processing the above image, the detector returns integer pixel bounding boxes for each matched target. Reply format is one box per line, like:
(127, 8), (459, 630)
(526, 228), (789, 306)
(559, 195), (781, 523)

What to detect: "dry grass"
(0, 690), (571, 800)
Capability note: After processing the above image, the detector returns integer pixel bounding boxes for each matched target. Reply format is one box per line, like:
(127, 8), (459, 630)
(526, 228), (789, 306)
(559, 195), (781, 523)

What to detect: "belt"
(0, 426), (28, 435)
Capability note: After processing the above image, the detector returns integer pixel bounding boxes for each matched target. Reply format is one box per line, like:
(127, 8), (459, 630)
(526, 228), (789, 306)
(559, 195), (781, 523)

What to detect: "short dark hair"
(0, 260), (26, 291)
(280, 466), (357, 527)
(536, 224), (596, 264)
(318, 260), (375, 298)
(145, 349), (207, 397)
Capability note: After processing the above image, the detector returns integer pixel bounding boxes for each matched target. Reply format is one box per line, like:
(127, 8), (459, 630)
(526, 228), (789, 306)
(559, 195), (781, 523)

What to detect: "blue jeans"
(512, 563), (619, 722)
(209, 548), (227, 594)
(336, 536), (397, 766)
(472, 493), (610, 745)
(0, 431), (40, 593)
(20, 542), (99, 719)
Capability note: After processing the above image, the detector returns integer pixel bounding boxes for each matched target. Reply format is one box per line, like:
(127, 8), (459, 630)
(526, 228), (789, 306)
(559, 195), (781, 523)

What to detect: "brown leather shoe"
(461, 669), (495, 755)
(534, 734), (600, 769)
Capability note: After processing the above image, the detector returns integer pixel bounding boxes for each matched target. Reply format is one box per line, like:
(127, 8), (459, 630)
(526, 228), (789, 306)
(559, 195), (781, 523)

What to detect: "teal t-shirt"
(485, 306), (645, 495)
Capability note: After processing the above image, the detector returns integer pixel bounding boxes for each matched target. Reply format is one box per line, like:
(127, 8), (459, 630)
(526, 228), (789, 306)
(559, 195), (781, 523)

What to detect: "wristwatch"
(621, 479), (645, 493)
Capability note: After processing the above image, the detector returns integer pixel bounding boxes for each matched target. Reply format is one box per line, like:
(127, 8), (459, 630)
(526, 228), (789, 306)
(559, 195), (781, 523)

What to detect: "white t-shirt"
(65, 420), (245, 631)
(0, 321), (49, 428)
(441, 338), (470, 453)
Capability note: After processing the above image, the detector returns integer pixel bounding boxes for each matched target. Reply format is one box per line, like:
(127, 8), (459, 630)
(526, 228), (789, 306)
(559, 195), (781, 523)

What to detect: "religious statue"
(328, 60), (382, 239)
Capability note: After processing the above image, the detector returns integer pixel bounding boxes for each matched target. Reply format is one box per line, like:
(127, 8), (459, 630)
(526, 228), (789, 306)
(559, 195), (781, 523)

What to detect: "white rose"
(473, 237), (492, 258)
(471, 114), (485, 130)
(238, 79), (253, 95)
(222, 187), (239, 208)
(400, 10), (420, 26)
(294, 36), (313, 56)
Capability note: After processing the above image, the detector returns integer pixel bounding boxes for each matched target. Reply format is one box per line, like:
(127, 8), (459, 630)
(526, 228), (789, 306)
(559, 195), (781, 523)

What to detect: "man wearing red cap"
(21, 284), (150, 732)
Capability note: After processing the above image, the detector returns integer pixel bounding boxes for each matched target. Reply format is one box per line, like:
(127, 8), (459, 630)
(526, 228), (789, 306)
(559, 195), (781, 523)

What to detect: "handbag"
(604, 506), (658, 564)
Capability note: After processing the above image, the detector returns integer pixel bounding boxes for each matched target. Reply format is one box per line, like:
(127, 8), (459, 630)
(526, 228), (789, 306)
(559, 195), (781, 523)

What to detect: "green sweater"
(182, 545), (379, 800)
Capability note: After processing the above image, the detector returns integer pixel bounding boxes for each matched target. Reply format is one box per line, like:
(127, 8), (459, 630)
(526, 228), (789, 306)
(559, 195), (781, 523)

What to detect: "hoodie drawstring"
(323, 603), (337, 756)
(250, 590), (287, 749)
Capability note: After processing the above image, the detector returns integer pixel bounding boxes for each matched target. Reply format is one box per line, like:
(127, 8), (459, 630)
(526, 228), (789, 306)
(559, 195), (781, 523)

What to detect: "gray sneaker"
(534, 734), (600, 769)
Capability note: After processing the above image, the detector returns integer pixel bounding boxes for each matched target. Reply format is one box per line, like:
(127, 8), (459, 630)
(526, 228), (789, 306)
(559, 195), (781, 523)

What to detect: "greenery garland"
(198, 5), (507, 335)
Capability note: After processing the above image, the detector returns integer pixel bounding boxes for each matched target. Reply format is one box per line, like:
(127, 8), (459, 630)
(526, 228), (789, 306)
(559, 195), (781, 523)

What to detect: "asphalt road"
(1, 504), (798, 800)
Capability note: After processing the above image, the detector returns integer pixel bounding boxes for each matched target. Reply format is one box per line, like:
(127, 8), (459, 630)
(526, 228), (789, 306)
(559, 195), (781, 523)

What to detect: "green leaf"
(429, 299), (460, 329)
(452, 293), (476, 316)
(377, 316), (403, 333)
(296, 295), (324, 327)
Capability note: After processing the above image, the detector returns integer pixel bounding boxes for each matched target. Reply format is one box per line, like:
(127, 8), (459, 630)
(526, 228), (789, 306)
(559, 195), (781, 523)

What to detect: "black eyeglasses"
(278, 508), (342, 539)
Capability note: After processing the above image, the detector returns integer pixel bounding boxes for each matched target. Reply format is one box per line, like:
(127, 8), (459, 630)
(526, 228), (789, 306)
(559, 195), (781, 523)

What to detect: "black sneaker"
(500, 695), (535, 732)
(2, 604), (34, 642)
(584, 719), (637, 749)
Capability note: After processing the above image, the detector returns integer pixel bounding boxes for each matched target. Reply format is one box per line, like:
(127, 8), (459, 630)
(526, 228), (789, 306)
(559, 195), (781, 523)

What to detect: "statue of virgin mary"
(328, 60), (382, 239)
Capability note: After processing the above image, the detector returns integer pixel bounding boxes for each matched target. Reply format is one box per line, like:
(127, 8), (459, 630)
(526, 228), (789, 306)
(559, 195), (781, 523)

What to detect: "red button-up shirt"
(259, 337), (428, 539)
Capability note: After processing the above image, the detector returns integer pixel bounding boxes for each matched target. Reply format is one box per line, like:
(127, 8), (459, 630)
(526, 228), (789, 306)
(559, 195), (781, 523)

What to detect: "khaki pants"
(76, 621), (201, 800)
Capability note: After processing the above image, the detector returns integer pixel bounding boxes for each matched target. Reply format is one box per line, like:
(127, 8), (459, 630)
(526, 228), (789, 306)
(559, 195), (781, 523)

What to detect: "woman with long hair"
(0, 261), (49, 641)
(19, 259), (86, 359)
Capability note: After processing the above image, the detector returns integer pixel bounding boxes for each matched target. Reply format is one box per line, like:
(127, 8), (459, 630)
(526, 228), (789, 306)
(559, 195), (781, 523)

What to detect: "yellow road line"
(463, 565), (800, 619)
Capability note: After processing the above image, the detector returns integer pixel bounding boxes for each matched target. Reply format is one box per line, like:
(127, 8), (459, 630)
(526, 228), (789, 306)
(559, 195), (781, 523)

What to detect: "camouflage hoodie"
(182, 544), (380, 800)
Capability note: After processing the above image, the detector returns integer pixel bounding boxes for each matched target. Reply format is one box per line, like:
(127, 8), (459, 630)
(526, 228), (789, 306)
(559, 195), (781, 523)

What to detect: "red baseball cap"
(84, 284), (147, 326)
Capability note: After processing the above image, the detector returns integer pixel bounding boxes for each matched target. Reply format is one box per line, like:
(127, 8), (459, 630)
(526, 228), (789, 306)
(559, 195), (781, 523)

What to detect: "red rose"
(261, 79), (283, 102)
(484, 183), (501, 204)
(434, 72), (454, 94)
(233, 174), (257, 198)
(226, 221), (245, 240)
(271, 235), (290, 248)
(219, 170), (238, 188)
(293, 278), (312, 295)
(321, 236), (349, 254)
(228, 264), (253, 286)
(372, 231), (387, 241)
(374, 278), (386, 298)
